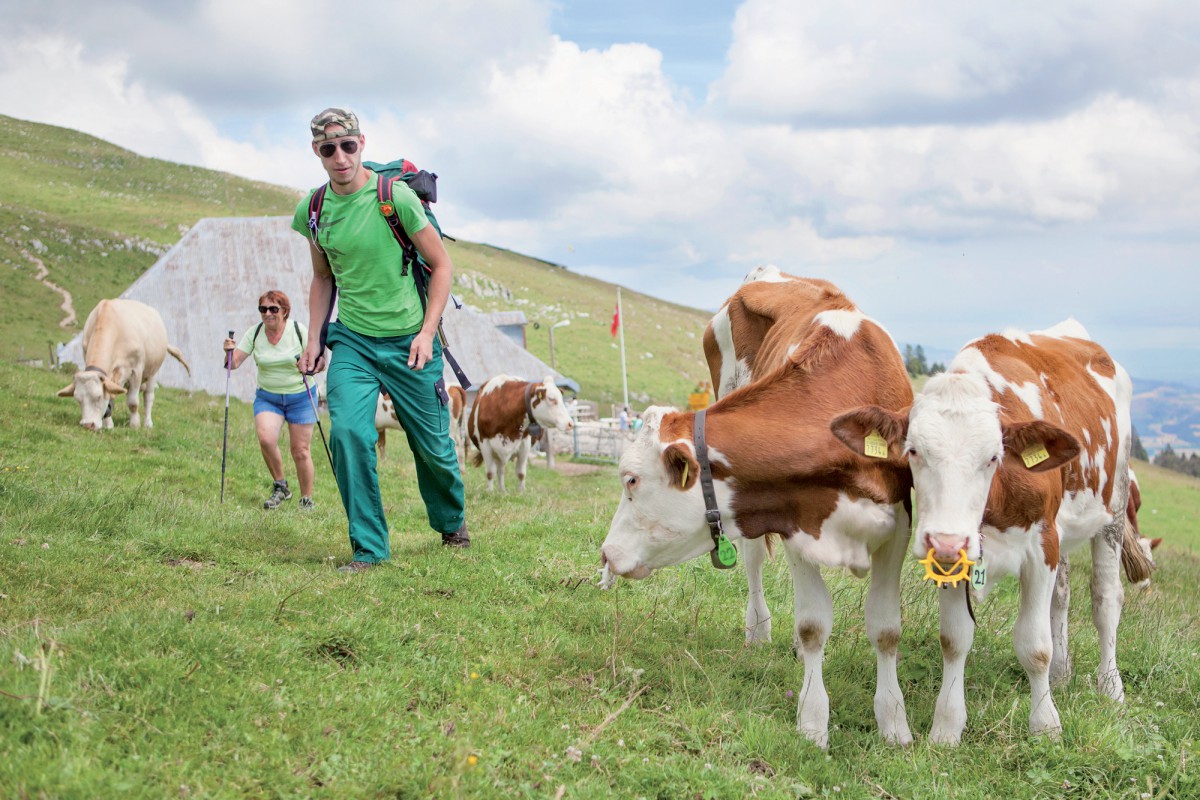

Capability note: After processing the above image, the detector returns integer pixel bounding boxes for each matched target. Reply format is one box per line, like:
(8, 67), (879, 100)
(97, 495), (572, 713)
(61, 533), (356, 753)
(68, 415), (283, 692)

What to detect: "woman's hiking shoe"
(263, 480), (292, 509)
(441, 523), (471, 548)
(298, 496), (314, 511)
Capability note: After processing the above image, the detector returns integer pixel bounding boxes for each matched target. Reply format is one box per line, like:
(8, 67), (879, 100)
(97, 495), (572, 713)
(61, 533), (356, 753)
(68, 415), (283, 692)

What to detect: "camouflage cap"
(310, 107), (360, 142)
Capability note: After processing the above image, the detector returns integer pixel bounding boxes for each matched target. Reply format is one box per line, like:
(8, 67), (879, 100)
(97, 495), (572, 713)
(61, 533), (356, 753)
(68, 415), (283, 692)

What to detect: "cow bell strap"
(694, 409), (737, 570)
(523, 383), (543, 440)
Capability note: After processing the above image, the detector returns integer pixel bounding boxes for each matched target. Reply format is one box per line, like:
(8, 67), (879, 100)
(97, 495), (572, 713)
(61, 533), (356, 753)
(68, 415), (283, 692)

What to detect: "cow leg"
(1091, 530), (1125, 702)
(1016, 561), (1062, 738)
(480, 442), (497, 490)
(141, 376), (156, 428)
(126, 369), (144, 428)
(785, 545), (833, 749)
(743, 536), (771, 645)
(930, 583), (975, 745)
(376, 428), (387, 462)
(866, 507), (912, 745)
(1049, 556), (1072, 686)
(515, 437), (531, 491)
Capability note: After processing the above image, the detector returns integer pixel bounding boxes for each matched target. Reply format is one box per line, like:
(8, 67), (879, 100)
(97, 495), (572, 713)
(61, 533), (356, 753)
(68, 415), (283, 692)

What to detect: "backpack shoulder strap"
(249, 322), (263, 353)
(377, 175), (422, 278)
(306, 184), (329, 253)
(293, 319), (303, 349)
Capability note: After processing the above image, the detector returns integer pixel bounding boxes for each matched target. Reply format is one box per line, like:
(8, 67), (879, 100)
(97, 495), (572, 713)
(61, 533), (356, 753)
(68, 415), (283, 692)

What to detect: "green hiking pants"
(325, 321), (466, 563)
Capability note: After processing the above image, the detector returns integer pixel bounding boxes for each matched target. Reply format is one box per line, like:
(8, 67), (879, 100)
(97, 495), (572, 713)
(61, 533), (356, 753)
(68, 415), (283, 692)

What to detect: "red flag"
(610, 304), (620, 337)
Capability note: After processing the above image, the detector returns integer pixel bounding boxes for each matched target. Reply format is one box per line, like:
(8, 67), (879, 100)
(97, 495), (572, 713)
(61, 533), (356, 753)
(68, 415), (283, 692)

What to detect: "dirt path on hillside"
(4, 236), (76, 328)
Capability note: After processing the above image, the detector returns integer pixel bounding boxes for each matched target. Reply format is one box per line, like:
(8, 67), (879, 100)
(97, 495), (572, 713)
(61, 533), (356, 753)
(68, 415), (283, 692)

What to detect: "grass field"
(2, 359), (1198, 799)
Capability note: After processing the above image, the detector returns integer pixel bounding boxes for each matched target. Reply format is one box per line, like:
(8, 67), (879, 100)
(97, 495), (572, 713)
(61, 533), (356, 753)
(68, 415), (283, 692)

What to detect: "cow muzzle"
(599, 547), (651, 580)
(923, 533), (970, 564)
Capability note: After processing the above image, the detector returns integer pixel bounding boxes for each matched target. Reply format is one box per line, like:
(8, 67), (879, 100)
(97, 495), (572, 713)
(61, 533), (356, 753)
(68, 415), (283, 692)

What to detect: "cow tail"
(167, 345), (192, 376)
(1119, 516), (1155, 585)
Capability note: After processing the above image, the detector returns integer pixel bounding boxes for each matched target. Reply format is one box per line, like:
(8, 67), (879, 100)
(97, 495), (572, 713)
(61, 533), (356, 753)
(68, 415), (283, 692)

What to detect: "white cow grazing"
(833, 319), (1141, 744)
(467, 375), (573, 491)
(57, 299), (191, 430)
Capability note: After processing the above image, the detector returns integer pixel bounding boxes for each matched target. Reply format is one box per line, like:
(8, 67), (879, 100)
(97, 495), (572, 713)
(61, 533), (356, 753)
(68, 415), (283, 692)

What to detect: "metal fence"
(568, 421), (636, 463)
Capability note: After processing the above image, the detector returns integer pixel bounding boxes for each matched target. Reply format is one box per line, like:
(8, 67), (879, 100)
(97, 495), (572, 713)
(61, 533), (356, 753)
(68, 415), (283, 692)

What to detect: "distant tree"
(929, 362), (946, 375)
(1153, 443), (1181, 472)
(1130, 427), (1148, 461)
(904, 344), (930, 377)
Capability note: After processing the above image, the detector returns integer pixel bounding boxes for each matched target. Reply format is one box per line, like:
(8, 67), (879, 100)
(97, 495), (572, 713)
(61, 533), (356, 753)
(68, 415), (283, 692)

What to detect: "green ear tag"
(971, 556), (987, 590)
(715, 534), (737, 568)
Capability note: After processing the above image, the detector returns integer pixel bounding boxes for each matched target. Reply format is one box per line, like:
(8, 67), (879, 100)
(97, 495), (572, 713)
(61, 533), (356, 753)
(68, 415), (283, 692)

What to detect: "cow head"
(832, 371), (1079, 567)
(600, 407), (727, 580)
(57, 370), (126, 430)
(530, 377), (574, 432)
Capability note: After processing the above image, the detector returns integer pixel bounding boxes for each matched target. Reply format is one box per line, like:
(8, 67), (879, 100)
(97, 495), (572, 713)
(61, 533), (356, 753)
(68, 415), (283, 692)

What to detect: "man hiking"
(294, 107), (469, 573)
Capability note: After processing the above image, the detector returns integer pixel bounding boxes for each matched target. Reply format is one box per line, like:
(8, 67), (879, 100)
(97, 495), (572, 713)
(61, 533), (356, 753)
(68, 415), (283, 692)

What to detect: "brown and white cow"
(602, 277), (915, 748)
(56, 299), (191, 430)
(375, 384), (466, 462)
(467, 375), (573, 491)
(833, 319), (1137, 744)
(700, 265), (850, 646)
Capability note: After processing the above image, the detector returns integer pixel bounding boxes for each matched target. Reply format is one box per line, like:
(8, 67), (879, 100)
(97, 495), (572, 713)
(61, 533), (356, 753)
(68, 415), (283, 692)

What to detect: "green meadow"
(1, 359), (1197, 799)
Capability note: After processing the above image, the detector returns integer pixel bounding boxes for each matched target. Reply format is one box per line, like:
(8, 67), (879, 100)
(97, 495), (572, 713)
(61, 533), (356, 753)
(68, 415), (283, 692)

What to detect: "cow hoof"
(928, 728), (963, 746)
(744, 623), (772, 645)
(798, 727), (829, 750)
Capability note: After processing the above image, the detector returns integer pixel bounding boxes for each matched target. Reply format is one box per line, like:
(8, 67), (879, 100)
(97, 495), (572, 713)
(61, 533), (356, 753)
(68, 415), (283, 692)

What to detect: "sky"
(2, 0), (1198, 385)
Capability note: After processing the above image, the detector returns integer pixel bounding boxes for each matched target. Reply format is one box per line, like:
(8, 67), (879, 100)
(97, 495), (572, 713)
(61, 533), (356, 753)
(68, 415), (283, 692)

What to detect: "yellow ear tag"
(681, 462), (689, 487)
(919, 548), (975, 588)
(1021, 442), (1050, 468)
(864, 430), (888, 459)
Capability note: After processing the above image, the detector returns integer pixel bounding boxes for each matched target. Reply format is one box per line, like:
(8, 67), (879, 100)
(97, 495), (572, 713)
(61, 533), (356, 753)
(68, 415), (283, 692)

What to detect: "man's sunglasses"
(318, 139), (359, 158)
(259, 305), (281, 314)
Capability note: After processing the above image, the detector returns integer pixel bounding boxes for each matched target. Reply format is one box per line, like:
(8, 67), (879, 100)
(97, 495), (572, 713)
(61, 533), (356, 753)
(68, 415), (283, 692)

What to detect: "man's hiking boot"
(337, 560), (374, 574)
(263, 480), (292, 509)
(298, 496), (314, 511)
(441, 523), (471, 549)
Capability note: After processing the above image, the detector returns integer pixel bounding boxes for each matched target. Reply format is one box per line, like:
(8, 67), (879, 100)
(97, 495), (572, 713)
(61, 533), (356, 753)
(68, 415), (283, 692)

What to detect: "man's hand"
(408, 331), (435, 370)
(297, 346), (326, 375)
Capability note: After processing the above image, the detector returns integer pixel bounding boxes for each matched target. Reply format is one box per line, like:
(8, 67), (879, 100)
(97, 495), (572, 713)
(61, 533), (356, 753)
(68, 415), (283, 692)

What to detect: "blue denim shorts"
(253, 387), (317, 425)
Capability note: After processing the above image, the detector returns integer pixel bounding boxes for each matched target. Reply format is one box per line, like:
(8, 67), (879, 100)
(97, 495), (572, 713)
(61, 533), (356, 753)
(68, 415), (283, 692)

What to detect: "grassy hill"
(0, 114), (711, 408)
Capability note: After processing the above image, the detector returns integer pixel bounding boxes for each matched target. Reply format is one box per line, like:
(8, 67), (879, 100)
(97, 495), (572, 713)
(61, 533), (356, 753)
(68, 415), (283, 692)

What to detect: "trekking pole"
(220, 330), (234, 504)
(299, 360), (337, 483)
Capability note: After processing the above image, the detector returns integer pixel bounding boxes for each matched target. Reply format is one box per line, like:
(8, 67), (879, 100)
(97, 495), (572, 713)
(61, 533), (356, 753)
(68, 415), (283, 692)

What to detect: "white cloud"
(712, 0), (1200, 125)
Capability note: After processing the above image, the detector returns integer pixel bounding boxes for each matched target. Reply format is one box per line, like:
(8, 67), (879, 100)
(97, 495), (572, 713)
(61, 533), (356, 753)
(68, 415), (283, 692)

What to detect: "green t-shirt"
(237, 320), (308, 394)
(291, 172), (428, 337)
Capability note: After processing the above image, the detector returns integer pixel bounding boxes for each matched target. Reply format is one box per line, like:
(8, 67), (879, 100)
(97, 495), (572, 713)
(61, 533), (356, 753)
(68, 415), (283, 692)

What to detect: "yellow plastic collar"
(919, 548), (975, 588)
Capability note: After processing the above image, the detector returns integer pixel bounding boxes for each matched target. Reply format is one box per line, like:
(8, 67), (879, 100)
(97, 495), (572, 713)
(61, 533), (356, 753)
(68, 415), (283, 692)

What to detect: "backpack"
(305, 159), (470, 390)
(248, 319), (303, 353)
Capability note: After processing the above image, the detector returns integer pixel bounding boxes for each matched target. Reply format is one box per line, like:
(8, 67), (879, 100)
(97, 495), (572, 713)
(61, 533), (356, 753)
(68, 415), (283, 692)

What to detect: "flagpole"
(617, 287), (629, 410)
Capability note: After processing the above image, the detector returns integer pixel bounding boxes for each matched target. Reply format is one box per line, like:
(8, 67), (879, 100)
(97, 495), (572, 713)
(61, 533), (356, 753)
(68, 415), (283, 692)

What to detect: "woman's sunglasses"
(258, 305), (281, 314)
(318, 139), (359, 158)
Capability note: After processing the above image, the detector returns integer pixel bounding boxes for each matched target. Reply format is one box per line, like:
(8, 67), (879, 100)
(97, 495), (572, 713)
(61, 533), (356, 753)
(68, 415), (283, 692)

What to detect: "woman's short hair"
(257, 289), (291, 319)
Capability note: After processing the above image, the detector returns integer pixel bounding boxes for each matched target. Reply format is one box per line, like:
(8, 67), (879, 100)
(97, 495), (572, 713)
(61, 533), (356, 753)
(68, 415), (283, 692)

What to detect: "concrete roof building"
(61, 217), (574, 404)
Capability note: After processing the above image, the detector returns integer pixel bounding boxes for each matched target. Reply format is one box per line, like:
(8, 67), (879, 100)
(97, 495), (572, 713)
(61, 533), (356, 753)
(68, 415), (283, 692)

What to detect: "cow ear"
(103, 379), (128, 396)
(830, 406), (909, 463)
(1002, 420), (1080, 473)
(662, 442), (700, 491)
(56, 382), (76, 398)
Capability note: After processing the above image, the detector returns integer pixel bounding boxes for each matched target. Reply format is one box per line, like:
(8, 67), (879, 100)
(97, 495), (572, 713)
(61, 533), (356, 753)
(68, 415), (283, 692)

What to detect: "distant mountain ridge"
(1131, 378), (1200, 457)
